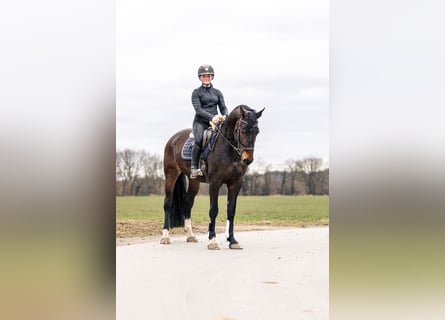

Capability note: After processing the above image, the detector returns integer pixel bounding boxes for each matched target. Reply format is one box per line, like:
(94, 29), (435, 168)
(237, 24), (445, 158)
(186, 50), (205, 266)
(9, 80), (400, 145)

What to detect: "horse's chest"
(225, 163), (247, 179)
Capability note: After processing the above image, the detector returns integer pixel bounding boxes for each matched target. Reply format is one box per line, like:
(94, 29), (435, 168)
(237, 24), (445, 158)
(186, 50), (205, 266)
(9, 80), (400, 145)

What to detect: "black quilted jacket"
(191, 84), (228, 123)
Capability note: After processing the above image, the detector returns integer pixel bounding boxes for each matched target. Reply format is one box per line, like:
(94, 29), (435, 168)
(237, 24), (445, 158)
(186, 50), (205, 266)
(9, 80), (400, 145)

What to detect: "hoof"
(207, 242), (220, 250)
(160, 238), (170, 245)
(207, 238), (220, 250)
(186, 236), (198, 243)
(229, 242), (243, 250)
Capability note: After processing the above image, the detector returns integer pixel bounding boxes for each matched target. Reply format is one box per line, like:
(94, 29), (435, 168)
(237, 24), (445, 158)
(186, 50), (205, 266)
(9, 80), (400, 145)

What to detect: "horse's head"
(231, 105), (265, 165)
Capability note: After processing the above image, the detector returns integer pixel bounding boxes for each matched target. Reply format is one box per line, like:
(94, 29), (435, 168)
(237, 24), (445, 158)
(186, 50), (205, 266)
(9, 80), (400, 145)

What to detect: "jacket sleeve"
(191, 89), (214, 122)
(216, 89), (229, 116)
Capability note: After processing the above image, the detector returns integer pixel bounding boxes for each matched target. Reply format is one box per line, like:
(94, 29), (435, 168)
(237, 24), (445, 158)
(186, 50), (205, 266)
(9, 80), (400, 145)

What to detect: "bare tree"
(279, 170), (287, 195)
(116, 152), (124, 195)
(262, 165), (273, 195)
(116, 149), (143, 195)
(139, 151), (164, 195)
(295, 157), (325, 195)
(285, 159), (300, 195)
(321, 168), (329, 195)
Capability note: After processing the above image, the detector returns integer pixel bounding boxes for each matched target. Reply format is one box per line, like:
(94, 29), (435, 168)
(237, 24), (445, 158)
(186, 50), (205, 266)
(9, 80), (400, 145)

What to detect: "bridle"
(218, 118), (255, 157)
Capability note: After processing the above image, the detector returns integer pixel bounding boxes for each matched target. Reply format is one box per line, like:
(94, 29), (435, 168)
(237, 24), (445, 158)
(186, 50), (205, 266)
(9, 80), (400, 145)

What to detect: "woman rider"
(190, 64), (228, 178)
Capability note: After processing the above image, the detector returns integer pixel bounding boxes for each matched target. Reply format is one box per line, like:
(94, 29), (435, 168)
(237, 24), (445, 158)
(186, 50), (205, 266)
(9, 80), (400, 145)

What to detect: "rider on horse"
(190, 64), (228, 178)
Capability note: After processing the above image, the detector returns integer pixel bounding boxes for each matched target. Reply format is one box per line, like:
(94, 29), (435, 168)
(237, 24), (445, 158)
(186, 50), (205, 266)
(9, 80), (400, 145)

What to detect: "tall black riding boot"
(190, 144), (203, 179)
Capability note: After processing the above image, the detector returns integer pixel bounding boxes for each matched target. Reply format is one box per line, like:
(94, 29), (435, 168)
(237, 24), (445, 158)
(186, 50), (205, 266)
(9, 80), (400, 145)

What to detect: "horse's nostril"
(243, 158), (253, 165)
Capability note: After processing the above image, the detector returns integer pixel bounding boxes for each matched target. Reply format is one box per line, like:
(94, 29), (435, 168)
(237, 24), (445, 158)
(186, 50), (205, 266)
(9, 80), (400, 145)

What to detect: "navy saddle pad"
(181, 128), (216, 160)
(181, 137), (194, 160)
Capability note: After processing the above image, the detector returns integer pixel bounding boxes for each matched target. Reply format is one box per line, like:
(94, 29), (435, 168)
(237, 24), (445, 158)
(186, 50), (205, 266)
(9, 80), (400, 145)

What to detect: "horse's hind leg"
(184, 179), (200, 243)
(160, 170), (179, 245)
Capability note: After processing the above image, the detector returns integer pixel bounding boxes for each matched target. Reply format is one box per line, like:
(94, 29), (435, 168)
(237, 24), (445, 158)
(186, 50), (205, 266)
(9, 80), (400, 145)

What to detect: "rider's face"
(199, 74), (213, 85)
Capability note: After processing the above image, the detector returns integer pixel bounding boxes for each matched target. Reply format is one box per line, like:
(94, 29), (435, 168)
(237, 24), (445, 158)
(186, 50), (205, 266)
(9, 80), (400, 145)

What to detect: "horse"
(160, 105), (265, 250)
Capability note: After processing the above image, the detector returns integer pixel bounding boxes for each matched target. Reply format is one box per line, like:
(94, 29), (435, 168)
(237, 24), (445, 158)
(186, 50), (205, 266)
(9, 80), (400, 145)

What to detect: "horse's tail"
(170, 173), (187, 228)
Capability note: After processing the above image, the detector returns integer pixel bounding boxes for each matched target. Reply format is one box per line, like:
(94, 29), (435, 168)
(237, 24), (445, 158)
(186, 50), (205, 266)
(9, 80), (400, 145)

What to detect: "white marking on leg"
(184, 218), (195, 237)
(184, 219), (198, 242)
(184, 218), (192, 232)
(160, 229), (170, 244)
(224, 220), (230, 239)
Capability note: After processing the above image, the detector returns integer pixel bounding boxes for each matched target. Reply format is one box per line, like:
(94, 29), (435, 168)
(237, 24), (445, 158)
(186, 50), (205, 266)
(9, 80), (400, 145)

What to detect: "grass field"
(116, 195), (329, 238)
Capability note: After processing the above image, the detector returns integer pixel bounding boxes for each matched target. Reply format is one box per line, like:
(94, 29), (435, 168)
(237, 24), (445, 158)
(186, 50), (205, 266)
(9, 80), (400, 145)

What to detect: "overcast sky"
(117, 0), (329, 169)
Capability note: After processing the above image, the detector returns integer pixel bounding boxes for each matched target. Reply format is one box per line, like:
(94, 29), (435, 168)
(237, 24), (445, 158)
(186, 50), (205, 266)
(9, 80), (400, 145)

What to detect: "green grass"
(117, 195), (329, 237)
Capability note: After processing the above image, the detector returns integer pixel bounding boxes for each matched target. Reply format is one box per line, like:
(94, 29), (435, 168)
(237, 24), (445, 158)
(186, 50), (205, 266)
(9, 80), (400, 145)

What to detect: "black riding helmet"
(197, 64), (215, 77)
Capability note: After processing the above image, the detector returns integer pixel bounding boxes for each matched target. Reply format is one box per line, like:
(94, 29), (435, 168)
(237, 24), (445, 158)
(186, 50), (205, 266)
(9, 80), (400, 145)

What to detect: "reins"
(217, 118), (254, 157)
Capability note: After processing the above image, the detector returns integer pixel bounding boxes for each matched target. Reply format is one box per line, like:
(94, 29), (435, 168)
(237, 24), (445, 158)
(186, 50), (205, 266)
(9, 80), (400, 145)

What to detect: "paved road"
(117, 227), (328, 320)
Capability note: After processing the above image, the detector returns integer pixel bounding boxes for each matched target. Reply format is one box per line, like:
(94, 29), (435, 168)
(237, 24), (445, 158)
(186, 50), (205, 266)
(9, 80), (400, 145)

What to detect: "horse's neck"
(221, 118), (237, 141)
(216, 119), (240, 158)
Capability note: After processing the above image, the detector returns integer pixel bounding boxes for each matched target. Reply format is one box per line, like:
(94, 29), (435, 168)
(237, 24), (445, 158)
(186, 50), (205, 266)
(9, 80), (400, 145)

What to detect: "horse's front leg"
(207, 181), (221, 250)
(225, 181), (243, 249)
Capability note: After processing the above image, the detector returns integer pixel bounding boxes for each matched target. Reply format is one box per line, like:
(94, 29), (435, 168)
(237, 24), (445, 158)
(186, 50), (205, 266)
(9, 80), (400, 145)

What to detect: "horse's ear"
(255, 107), (265, 119)
(240, 106), (247, 117)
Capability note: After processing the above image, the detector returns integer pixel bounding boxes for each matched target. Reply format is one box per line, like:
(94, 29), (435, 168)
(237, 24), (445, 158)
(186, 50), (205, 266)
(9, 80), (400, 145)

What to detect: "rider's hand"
(211, 115), (221, 125)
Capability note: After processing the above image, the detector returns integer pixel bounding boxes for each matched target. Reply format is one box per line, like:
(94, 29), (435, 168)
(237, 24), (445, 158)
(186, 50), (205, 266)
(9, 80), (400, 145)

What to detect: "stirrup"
(190, 168), (203, 179)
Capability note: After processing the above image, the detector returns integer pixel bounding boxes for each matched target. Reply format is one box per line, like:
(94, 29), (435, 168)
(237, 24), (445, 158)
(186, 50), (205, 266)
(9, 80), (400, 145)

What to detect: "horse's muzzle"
(242, 151), (254, 165)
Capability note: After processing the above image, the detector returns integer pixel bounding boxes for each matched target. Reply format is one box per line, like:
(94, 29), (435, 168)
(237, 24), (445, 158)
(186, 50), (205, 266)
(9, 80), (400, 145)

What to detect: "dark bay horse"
(160, 105), (264, 249)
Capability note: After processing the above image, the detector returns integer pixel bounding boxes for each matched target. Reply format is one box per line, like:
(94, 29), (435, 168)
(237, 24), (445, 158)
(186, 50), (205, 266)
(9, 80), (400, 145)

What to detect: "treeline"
(116, 149), (329, 196)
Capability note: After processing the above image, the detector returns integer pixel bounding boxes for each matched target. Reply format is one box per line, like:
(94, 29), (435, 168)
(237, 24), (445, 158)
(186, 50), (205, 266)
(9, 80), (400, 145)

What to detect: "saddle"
(181, 127), (219, 162)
